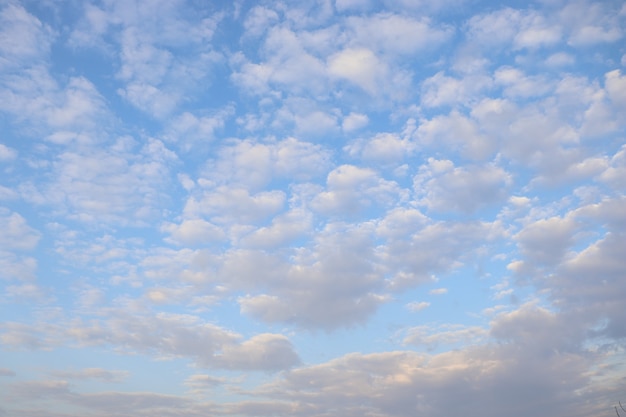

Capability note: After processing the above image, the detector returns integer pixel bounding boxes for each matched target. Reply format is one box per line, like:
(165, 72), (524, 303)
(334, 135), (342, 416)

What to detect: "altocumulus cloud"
(0, 0), (625, 416)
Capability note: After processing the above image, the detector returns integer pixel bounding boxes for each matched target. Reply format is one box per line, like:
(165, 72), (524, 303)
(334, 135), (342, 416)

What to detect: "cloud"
(466, 8), (562, 51)
(243, 6), (279, 38)
(328, 47), (385, 94)
(406, 301), (430, 312)
(341, 112), (369, 132)
(1, 1), (625, 416)
(0, 209), (40, 251)
(494, 66), (553, 98)
(255, 325), (601, 417)
(184, 373), (224, 395)
(0, 144), (17, 161)
(239, 208), (312, 249)
(214, 333), (301, 370)
(413, 158), (512, 214)
(599, 144), (626, 190)
(184, 186), (286, 225)
(336, 0), (372, 12)
(344, 132), (413, 164)
(563, 0), (623, 47)
(383, 220), (504, 291)
(413, 111), (494, 160)
(28, 138), (178, 225)
(161, 219), (226, 247)
(0, 3), (55, 70)
(61, 311), (299, 371)
(68, 0), (224, 119)
(421, 71), (493, 108)
(404, 324), (487, 349)
(239, 222), (390, 329)
(47, 368), (129, 383)
(311, 165), (405, 217)
(343, 13), (453, 55)
(512, 215), (578, 270)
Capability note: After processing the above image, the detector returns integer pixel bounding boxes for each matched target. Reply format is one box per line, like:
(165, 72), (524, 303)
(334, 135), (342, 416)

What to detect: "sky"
(0, 0), (625, 415)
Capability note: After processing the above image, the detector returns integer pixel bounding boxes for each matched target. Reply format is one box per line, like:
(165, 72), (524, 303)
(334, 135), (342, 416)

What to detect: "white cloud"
(240, 222), (390, 329)
(273, 137), (332, 180)
(61, 311), (300, 370)
(255, 324), (600, 417)
(414, 111), (494, 160)
(345, 132), (412, 164)
(569, 25), (622, 46)
(545, 52), (575, 67)
(256, 26), (328, 94)
(184, 373), (224, 395)
(466, 8), (526, 48)
(0, 251), (38, 281)
(2, 1), (626, 416)
(184, 186), (286, 225)
(0, 144), (17, 161)
(413, 158), (512, 214)
(48, 368), (129, 383)
(406, 301), (430, 312)
(243, 6), (279, 38)
(561, 0), (624, 46)
(513, 14), (561, 49)
(599, 144), (626, 190)
(335, 0), (372, 12)
(200, 137), (331, 190)
(161, 219), (226, 247)
(0, 209), (40, 251)
(311, 164), (405, 217)
(343, 13), (453, 55)
(421, 71), (493, 108)
(0, 3), (54, 70)
(375, 207), (429, 239)
(165, 108), (234, 149)
(404, 324), (487, 349)
(383, 220), (504, 291)
(214, 333), (300, 370)
(240, 208), (312, 249)
(605, 70), (626, 113)
(513, 215), (578, 269)
(328, 47), (385, 94)
(494, 66), (552, 98)
(67, 3), (110, 48)
(32, 138), (178, 225)
(341, 112), (369, 132)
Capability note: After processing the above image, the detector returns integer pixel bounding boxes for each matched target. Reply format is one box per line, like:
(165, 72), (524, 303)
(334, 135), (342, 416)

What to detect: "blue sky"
(1, 0), (626, 415)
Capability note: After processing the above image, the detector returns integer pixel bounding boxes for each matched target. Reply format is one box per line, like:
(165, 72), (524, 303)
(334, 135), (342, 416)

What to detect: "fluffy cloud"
(1, 1), (625, 416)
(253, 313), (602, 417)
(328, 47), (387, 94)
(311, 165), (405, 217)
(413, 158), (512, 214)
(2, 310), (299, 371)
(0, 3), (54, 70)
(0, 144), (17, 161)
(239, 222), (389, 329)
(0, 208), (40, 251)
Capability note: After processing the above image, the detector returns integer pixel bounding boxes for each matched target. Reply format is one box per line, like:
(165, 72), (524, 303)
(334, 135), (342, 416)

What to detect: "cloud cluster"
(1, 0), (625, 416)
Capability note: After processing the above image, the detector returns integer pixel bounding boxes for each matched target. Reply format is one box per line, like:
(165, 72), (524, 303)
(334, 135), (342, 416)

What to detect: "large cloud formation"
(1, 0), (625, 416)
